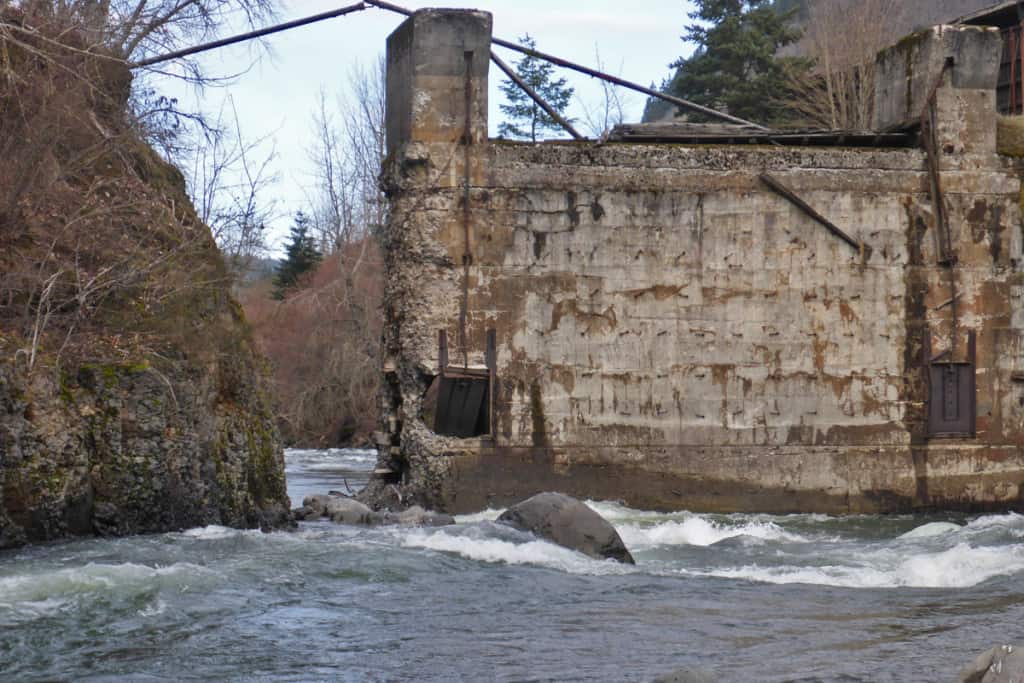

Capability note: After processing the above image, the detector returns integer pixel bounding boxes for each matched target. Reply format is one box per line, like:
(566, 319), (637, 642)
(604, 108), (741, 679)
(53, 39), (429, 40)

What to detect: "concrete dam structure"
(372, 8), (1024, 515)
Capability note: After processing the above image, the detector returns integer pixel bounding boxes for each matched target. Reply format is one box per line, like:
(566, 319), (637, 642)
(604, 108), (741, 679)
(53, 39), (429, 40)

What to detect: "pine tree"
(498, 35), (575, 142)
(272, 211), (322, 300)
(662, 0), (810, 125)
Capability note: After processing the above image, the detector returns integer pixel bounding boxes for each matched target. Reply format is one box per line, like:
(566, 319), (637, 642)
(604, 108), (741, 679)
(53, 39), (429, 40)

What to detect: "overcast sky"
(157, 1), (698, 253)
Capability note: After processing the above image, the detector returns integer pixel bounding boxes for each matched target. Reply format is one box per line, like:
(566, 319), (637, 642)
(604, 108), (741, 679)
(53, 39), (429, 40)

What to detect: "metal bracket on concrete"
(759, 173), (862, 252)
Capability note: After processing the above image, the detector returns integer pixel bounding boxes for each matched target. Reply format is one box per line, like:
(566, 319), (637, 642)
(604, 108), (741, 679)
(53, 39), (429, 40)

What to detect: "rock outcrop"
(0, 8), (289, 548)
(497, 492), (635, 564)
(295, 494), (454, 527)
(958, 644), (1024, 683)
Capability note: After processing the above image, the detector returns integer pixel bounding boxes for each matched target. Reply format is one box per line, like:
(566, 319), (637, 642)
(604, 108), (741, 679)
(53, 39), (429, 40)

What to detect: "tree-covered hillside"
(644, 0), (1000, 124)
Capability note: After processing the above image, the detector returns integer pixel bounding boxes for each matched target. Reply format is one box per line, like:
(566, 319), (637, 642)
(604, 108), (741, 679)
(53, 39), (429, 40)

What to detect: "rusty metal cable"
(460, 51), (473, 369)
(361, 0), (767, 131)
(490, 51), (583, 139)
(131, 2), (368, 68)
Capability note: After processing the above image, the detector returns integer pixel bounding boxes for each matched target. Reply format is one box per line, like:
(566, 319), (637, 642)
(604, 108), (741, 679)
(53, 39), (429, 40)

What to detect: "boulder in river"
(324, 497), (382, 525)
(497, 492), (635, 564)
(297, 495), (454, 527)
(651, 665), (717, 683)
(300, 494), (335, 518)
(957, 644), (1024, 683)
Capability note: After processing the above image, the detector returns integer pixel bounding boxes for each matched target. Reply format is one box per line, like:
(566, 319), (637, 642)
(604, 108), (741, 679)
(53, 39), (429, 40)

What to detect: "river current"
(2, 449), (1023, 682)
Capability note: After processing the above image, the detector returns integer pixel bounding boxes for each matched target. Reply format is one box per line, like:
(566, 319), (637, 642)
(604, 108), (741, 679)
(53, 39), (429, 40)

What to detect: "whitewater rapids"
(2, 449), (1022, 682)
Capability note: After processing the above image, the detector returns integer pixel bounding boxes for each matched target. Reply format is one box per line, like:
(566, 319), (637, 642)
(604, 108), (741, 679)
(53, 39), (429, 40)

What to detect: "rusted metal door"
(435, 374), (489, 438)
(432, 328), (497, 438)
(924, 330), (976, 438)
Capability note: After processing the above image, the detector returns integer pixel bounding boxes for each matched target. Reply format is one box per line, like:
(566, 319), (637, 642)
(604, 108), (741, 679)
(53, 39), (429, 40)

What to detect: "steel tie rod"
(362, 0), (768, 130)
(132, 2), (369, 68)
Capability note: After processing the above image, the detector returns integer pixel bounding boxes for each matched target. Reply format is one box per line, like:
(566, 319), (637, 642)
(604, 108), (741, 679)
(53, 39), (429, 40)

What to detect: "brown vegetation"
(0, 4), (221, 372)
(239, 239), (383, 447)
(233, 57), (388, 449)
(0, 3), (292, 547)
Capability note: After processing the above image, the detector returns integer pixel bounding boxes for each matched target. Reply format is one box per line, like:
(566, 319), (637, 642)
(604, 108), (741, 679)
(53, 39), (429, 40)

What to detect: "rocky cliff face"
(0, 9), (289, 548)
(0, 315), (290, 549)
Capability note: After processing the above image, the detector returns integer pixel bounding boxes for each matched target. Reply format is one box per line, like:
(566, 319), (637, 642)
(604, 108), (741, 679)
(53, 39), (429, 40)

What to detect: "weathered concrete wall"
(371, 12), (1024, 515)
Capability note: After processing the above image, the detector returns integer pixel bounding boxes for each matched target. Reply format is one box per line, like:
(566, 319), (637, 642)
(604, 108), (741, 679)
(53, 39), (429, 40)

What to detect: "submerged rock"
(651, 665), (717, 683)
(297, 494), (453, 527)
(958, 644), (1024, 683)
(383, 505), (455, 527)
(497, 492), (635, 564)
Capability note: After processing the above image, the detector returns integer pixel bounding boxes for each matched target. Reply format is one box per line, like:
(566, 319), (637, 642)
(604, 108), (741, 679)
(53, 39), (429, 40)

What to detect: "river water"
(2, 449), (1023, 682)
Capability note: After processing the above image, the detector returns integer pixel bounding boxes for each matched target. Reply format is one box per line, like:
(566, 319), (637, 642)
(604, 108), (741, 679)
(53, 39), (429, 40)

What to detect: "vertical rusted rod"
(1011, 30), (1018, 114)
(439, 330), (448, 375)
(490, 51), (584, 140)
(459, 50), (473, 369)
(486, 328), (497, 439)
(1019, 23), (1024, 113)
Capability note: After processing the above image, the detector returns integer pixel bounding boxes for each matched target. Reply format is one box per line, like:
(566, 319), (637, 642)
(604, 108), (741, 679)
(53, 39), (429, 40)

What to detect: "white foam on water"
(138, 598), (167, 617)
(180, 525), (262, 540)
(617, 515), (809, 549)
(0, 562), (214, 609)
(963, 512), (1024, 532)
(584, 500), (671, 523)
(896, 542), (1024, 587)
(684, 542), (1024, 588)
(453, 508), (505, 524)
(898, 521), (962, 539)
(304, 463), (369, 472)
(284, 448), (377, 472)
(399, 528), (635, 575)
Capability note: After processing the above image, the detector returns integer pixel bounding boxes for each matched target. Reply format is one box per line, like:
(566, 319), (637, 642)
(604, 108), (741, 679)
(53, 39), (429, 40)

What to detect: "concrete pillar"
(384, 9), (492, 159)
(874, 24), (1002, 154)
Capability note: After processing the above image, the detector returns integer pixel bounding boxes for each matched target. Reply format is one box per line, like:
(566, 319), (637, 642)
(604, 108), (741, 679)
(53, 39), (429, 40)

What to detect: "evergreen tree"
(498, 35), (575, 142)
(272, 211), (322, 300)
(661, 0), (810, 125)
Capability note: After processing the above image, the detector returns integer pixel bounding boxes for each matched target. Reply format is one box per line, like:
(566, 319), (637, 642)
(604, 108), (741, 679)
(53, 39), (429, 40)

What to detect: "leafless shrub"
(236, 56), (388, 446)
(785, 0), (904, 130)
(577, 46), (632, 138)
(188, 97), (277, 278)
(306, 57), (386, 252)
(241, 241), (383, 445)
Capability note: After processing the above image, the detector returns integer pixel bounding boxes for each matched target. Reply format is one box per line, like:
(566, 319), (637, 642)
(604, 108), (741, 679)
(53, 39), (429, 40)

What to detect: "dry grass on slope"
(0, 6), (232, 373)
